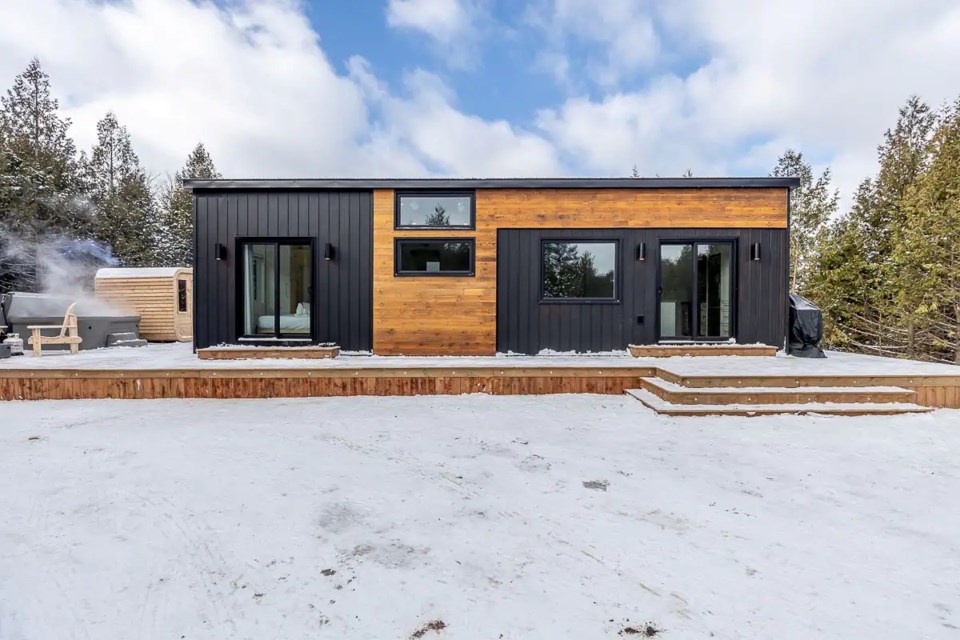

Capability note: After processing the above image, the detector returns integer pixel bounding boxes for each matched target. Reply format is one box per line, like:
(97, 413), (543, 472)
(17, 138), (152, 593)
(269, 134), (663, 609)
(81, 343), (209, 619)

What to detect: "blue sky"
(1, 0), (959, 206)
(307, 2), (566, 124)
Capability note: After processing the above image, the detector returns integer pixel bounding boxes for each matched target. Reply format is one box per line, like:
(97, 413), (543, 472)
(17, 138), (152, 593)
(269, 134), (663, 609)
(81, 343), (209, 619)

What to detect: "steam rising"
(0, 226), (126, 315)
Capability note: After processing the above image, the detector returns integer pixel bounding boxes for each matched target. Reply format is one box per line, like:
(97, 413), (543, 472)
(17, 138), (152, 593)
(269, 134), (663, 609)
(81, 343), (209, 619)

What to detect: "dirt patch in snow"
(410, 619), (446, 638)
(583, 479), (609, 491)
(619, 622), (663, 636)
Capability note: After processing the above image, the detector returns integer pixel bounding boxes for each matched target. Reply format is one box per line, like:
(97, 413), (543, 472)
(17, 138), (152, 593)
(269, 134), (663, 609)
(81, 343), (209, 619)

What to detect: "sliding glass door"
(241, 240), (313, 340)
(659, 241), (734, 341)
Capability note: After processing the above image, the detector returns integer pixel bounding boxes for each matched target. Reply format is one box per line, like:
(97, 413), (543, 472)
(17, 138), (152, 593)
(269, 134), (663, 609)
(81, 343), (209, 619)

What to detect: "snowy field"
(1, 395), (959, 639)
(2, 341), (959, 376)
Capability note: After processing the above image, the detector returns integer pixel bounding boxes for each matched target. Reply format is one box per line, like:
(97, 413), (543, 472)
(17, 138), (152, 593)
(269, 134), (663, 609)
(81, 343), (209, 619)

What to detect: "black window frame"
(394, 190), (476, 230)
(235, 237), (316, 342)
(655, 239), (738, 342)
(539, 238), (620, 304)
(394, 238), (476, 277)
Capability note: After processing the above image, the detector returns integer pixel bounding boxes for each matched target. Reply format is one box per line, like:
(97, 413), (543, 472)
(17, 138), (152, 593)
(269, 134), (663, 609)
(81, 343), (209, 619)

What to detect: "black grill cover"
(788, 293), (826, 358)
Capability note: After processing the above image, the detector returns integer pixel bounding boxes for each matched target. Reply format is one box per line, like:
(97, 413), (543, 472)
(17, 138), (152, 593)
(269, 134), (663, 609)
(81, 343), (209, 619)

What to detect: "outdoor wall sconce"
(215, 243), (227, 261)
(750, 242), (761, 262)
(324, 243), (335, 261)
(636, 242), (646, 262)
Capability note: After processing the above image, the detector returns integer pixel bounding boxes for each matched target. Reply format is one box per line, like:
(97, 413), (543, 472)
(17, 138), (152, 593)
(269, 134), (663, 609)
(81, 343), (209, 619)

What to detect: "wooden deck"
(0, 362), (958, 412)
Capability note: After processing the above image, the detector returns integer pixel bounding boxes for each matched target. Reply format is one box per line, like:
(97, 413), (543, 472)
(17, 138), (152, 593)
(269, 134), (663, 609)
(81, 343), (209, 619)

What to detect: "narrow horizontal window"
(542, 241), (618, 300)
(396, 239), (475, 276)
(396, 192), (474, 228)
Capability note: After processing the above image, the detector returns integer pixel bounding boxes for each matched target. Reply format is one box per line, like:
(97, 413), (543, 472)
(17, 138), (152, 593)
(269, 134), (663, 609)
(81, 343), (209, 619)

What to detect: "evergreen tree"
(155, 142), (220, 266)
(86, 112), (154, 266)
(771, 149), (838, 292)
(805, 180), (876, 350)
(0, 58), (88, 292)
(424, 204), (450, 227)
(894, 99), (960, 362)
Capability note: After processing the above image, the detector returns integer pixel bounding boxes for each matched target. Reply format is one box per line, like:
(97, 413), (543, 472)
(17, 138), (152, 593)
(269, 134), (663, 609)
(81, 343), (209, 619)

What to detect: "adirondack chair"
(27, 302), (83, 356)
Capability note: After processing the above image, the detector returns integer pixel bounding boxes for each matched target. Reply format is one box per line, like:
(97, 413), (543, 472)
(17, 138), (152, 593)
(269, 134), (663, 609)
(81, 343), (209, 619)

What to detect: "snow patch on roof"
(96, 267), (188, 279)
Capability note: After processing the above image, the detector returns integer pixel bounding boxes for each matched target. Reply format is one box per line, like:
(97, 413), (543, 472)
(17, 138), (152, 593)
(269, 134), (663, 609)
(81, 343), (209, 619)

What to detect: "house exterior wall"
(496, 227), (788, 354)
(193, 191), (373, 350)
(372, 187), (788, 355)
(193, 184), (788, 355)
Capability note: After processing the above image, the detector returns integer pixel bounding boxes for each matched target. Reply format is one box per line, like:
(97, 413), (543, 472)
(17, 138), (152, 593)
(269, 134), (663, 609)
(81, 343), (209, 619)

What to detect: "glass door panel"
(696, 243), (733, 339)
(278, 244), (312, 337)
(243, 243), (276, 336)
(659, 244), (694, 339)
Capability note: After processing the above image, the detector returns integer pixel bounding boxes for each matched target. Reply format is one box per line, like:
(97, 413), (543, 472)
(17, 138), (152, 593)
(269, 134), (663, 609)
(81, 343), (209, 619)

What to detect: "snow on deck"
(95, 267), (186, 278)
(1, 395), (958, 638)
(0, 341), (958, 376)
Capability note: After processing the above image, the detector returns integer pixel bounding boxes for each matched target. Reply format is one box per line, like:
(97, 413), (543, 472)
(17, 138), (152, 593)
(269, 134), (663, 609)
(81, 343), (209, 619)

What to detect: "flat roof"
(183, 177), (800, 191)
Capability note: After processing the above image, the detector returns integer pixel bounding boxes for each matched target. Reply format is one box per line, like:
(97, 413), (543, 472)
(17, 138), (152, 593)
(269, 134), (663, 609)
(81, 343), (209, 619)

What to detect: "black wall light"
(750, 242), (761, 262)
(324, 243), (335, 261)
(636, 242), (646, 262)
(215, 243), (227, 261)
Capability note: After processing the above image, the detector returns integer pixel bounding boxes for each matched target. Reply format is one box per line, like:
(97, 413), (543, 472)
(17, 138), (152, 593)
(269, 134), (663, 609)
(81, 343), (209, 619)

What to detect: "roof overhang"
(183, 177), (801, 191)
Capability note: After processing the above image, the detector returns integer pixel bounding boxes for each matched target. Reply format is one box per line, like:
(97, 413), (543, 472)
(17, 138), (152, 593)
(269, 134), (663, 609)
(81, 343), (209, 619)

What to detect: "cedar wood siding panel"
(373, 187), (787, 355)
(194, 191), (373, 350)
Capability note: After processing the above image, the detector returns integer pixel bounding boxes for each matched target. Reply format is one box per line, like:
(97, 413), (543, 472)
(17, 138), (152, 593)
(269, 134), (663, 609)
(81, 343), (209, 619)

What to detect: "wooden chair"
(27, 303), (83, 356)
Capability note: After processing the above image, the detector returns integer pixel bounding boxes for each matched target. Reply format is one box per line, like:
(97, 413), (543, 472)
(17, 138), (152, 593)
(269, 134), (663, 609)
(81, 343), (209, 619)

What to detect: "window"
(241, 240), (313, 338)
(542, 241), (617, 300)
(177, 278), (188, 313)
(395, 239), (475, 276)
(396, 192), (474, 229)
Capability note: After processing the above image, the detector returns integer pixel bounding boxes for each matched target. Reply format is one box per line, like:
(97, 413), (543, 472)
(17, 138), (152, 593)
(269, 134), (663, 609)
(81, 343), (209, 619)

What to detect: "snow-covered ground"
(1, 341), (958, 376)
(1, 395), (958, 639)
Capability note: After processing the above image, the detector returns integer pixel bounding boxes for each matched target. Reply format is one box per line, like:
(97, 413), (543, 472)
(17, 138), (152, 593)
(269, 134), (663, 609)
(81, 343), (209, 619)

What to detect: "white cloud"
(385, 0), (484, 68)
(536, 0), (960, 203)
(1, 0), (958, 210)
(0, 0), (554, 181)
(528, 0), (660, 87)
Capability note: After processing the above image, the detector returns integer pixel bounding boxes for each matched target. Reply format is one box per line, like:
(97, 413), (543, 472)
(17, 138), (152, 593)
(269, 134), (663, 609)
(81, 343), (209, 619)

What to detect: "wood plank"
(628, 344), (778, 357)
(196, 346), (340, 360)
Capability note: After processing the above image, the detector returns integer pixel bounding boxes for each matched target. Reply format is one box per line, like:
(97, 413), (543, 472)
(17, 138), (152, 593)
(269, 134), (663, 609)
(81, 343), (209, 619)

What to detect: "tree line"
(0, 58), (220, 293)
(776, 95), (960, 364)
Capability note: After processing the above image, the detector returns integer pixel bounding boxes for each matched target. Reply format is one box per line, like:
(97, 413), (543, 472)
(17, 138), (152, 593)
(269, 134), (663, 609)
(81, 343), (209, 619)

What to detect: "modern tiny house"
(95, 267), (193, 342)
(186, 178), (798, 355)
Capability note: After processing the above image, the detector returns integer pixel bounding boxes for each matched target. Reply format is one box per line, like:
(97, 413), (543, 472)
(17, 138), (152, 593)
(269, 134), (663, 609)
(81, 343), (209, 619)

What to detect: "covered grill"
(0, 292), (141, 351)
(787, 293), (826, 358)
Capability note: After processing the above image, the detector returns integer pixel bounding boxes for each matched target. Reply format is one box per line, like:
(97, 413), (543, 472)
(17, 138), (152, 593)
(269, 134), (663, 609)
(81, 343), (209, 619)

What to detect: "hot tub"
(1, 292), (141, 351)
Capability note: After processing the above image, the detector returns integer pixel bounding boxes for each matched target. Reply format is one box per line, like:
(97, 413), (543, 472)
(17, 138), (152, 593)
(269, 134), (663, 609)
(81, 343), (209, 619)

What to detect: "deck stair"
(626, 375), (933, 416)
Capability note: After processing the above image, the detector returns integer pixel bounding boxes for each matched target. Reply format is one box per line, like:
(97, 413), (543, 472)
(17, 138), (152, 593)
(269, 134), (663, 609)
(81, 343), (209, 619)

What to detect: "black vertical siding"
(497, 228), (788, 354)
(194, 190), (373, 350)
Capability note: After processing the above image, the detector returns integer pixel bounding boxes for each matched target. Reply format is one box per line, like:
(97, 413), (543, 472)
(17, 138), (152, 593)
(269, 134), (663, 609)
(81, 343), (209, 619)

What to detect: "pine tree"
(771, 149), (838, 292)
(155, 142), (220, 266)
(0, 58), (87, 292)
(805, 180), (876, 350)
(894, 98), (960, 362)
(86, 112), (154, 266)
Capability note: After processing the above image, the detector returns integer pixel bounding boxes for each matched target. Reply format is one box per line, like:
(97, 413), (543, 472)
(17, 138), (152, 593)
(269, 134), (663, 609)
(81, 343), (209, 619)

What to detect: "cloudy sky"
(2, 0), (958, 205)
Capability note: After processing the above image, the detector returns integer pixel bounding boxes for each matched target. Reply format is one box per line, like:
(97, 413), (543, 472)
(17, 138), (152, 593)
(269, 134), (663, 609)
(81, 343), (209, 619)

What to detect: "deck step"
(624, 388), (933, 417)
(639, 377), (917, 405)
(628, 343), (777, 357)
